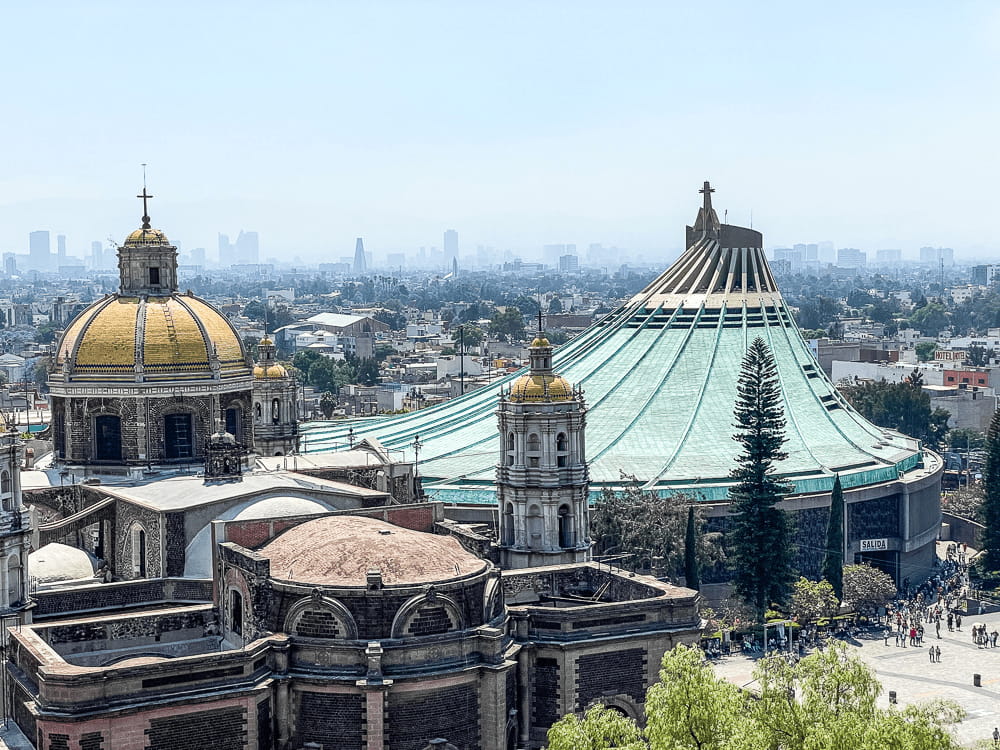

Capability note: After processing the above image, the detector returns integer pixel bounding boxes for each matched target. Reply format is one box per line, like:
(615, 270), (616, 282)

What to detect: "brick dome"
(260, 516), (487, 587)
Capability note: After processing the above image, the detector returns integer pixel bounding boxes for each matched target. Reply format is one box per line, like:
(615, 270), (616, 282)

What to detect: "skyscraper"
(353, 238), (367, 274)
(236, 230), (259, 265)
(91, 241), (103, 269)
(443, 229), (458, 264)
(29, 230), (50, 270)
(56, 234), (67, 265)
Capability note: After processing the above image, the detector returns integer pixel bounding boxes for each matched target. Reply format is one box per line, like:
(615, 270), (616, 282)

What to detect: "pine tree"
(982, 408), (1000, 572)
(822, 474), (844, 599)
(684, 505), (700, 590)
(728, 336), (794, 619)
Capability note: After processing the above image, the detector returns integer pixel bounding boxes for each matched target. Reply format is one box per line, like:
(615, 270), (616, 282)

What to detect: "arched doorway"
(164, 413), (194, 460)
(225, 407), (242, 441)
(94, 415), (122, 462)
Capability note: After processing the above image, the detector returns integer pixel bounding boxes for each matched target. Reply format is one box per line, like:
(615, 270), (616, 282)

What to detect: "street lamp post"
(412, 433), (423, 499)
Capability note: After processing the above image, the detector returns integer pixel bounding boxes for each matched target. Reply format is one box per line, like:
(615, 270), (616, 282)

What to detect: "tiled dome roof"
(55, 294), (250, 382)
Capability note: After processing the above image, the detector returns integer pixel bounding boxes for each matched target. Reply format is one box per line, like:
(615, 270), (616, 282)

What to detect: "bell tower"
(496, 329), (590, 568)
(252, 338), (299, 456)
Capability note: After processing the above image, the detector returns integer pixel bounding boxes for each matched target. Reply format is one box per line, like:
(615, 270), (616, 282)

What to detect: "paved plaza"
(712, 606), (1000, 748)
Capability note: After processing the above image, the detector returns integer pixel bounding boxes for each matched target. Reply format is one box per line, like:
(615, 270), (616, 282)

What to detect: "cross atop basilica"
(137, 187), (154, 230)
(699, 180), (715, 214)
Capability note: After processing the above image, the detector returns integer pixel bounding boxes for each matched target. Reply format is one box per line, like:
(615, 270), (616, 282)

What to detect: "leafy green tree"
(357, 359), (380, 386)
(489, 308), (527, 342)
(982, 407), (1000, 572)
(947, 427), (986, 451)
(591, 480), (723, 580)
(915, 341), (938, 361)
(789, 576), (839, 623)
(908, 302), (949, 336)
(839, 378), (950, 449)
(452, 323), (485, 349)
(729, 337), (795, 619)
(823, 475), (844, 599)
(842, 563), (896, 613)
(319, 392), (337, 418)
(966, 344), (993, 367)
(684, 506), (700, 590)
(547, 642), (964, 749)
(546, 704), (645, 750)
(35, 321), (59, 344)
(548, 297), (563, 314)
(643, 645), (744, 749)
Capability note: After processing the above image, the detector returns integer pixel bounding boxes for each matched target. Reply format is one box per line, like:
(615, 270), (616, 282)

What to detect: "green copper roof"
(302, 184), (923, 505)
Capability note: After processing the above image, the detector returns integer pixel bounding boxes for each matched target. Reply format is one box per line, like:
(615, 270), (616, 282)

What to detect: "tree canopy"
(981, 408), (1000, 572)
(546, 642), (964, 750)
(842, 563), (896, 614)
(839, 377), (949, 449)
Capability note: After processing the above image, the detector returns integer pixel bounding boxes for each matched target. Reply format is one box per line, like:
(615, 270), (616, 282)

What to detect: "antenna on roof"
(536, 290), (544, 334)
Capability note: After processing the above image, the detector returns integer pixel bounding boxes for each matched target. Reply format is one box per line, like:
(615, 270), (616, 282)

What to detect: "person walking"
(884, 627), (891, 646)
(929, 646), (935, 663)
(992, 726), (999, 748)
(992, 629), (998, 648)
(948, 612), (954, 631)
(957, 613), (963, 631)
(935, 645), (941, 662)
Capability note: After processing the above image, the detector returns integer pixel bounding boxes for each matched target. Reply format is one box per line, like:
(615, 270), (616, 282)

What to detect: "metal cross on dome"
(137, 187), (154, 229)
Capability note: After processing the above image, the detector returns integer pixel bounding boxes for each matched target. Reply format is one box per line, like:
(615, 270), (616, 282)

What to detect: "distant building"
(56, 234), (67, 265)
(236, 230), (259, 265)
(558, 254), (579, 272)
(875, 248), (902, 264)
(28, 230), (50, 270)
(443, 228), (458, 264)
(353, 237), (367, 274)
(920, 246), (954, 266)
(773, 247), (801, 271)
(3, 253), (16, 276)
(971, 265), (1000, 286)
(90, 240), (103, 269)
(543, 243), (575, 268)
(836, 247), (867, 269)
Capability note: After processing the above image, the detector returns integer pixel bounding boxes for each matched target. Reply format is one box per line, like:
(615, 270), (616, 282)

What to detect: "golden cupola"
(507, 330), (574, 403)
(51, 188), (251, 384)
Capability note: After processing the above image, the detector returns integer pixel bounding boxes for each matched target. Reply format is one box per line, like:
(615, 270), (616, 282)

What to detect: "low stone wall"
(33, 578), (212, 619)
(941, 512), (984, 548)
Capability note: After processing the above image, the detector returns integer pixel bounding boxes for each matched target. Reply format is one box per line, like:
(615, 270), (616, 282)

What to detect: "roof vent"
(378, 529), (392, 536)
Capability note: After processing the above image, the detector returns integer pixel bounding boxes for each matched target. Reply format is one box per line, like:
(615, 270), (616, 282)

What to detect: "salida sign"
(860, 538), (889, 552)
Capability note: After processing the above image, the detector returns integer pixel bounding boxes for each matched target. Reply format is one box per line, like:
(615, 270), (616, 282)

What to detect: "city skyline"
(4, 2), (1000, 261)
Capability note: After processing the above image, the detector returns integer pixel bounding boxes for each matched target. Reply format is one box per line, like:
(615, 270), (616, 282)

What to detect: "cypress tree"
(684, 505), (700, 590)
(729, 336), (794, 619)
(823, 475), (844, 599)
(982, 408), (1000, 572)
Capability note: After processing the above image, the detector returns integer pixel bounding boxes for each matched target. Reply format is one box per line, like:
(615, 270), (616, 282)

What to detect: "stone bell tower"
(252, 338), (298, 456)
(496, 325), (590, 568)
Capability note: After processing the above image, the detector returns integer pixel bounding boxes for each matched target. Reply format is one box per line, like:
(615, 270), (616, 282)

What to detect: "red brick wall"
(36, 694), (264, 750)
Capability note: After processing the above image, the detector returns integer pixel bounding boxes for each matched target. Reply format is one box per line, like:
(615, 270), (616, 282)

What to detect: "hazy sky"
(4, 1), (1000, 263)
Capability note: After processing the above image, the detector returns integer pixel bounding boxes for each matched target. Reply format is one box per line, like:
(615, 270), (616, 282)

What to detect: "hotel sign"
(860, 538), (889, 552)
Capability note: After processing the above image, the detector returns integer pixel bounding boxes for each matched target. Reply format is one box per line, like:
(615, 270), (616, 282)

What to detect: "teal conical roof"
(302, 183), (923, 504)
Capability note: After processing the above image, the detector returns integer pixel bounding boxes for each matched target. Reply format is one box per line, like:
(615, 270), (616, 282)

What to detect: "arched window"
(164, 413), (194, 460)
(503, 503), (515, 545)
(254, 402), (263, 422)
(94, 415), (122, 462)
(131, 525), (147, 578)
(230, 590), (243, 636)
(558, 505), (574, 548)
(526, 433), (540, 468)
(6, 553), (20, 607)
(556, 432), (568, 467)
(271, 398), (281, 424)
(1, 471), (10, 511)
(505, 432), (515, 466)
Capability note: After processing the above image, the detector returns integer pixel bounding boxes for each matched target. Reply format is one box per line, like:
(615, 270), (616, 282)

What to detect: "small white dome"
(183, 494), (334, 578)
(29, 543), (100, 587)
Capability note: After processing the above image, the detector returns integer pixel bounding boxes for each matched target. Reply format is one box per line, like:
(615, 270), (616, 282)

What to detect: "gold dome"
(55, 294), (250, 382)
(254, 363), (288, 379)
(508, 373), (574, 402)
(123, 227), (171, 247)
(529, 336), (551, 348)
